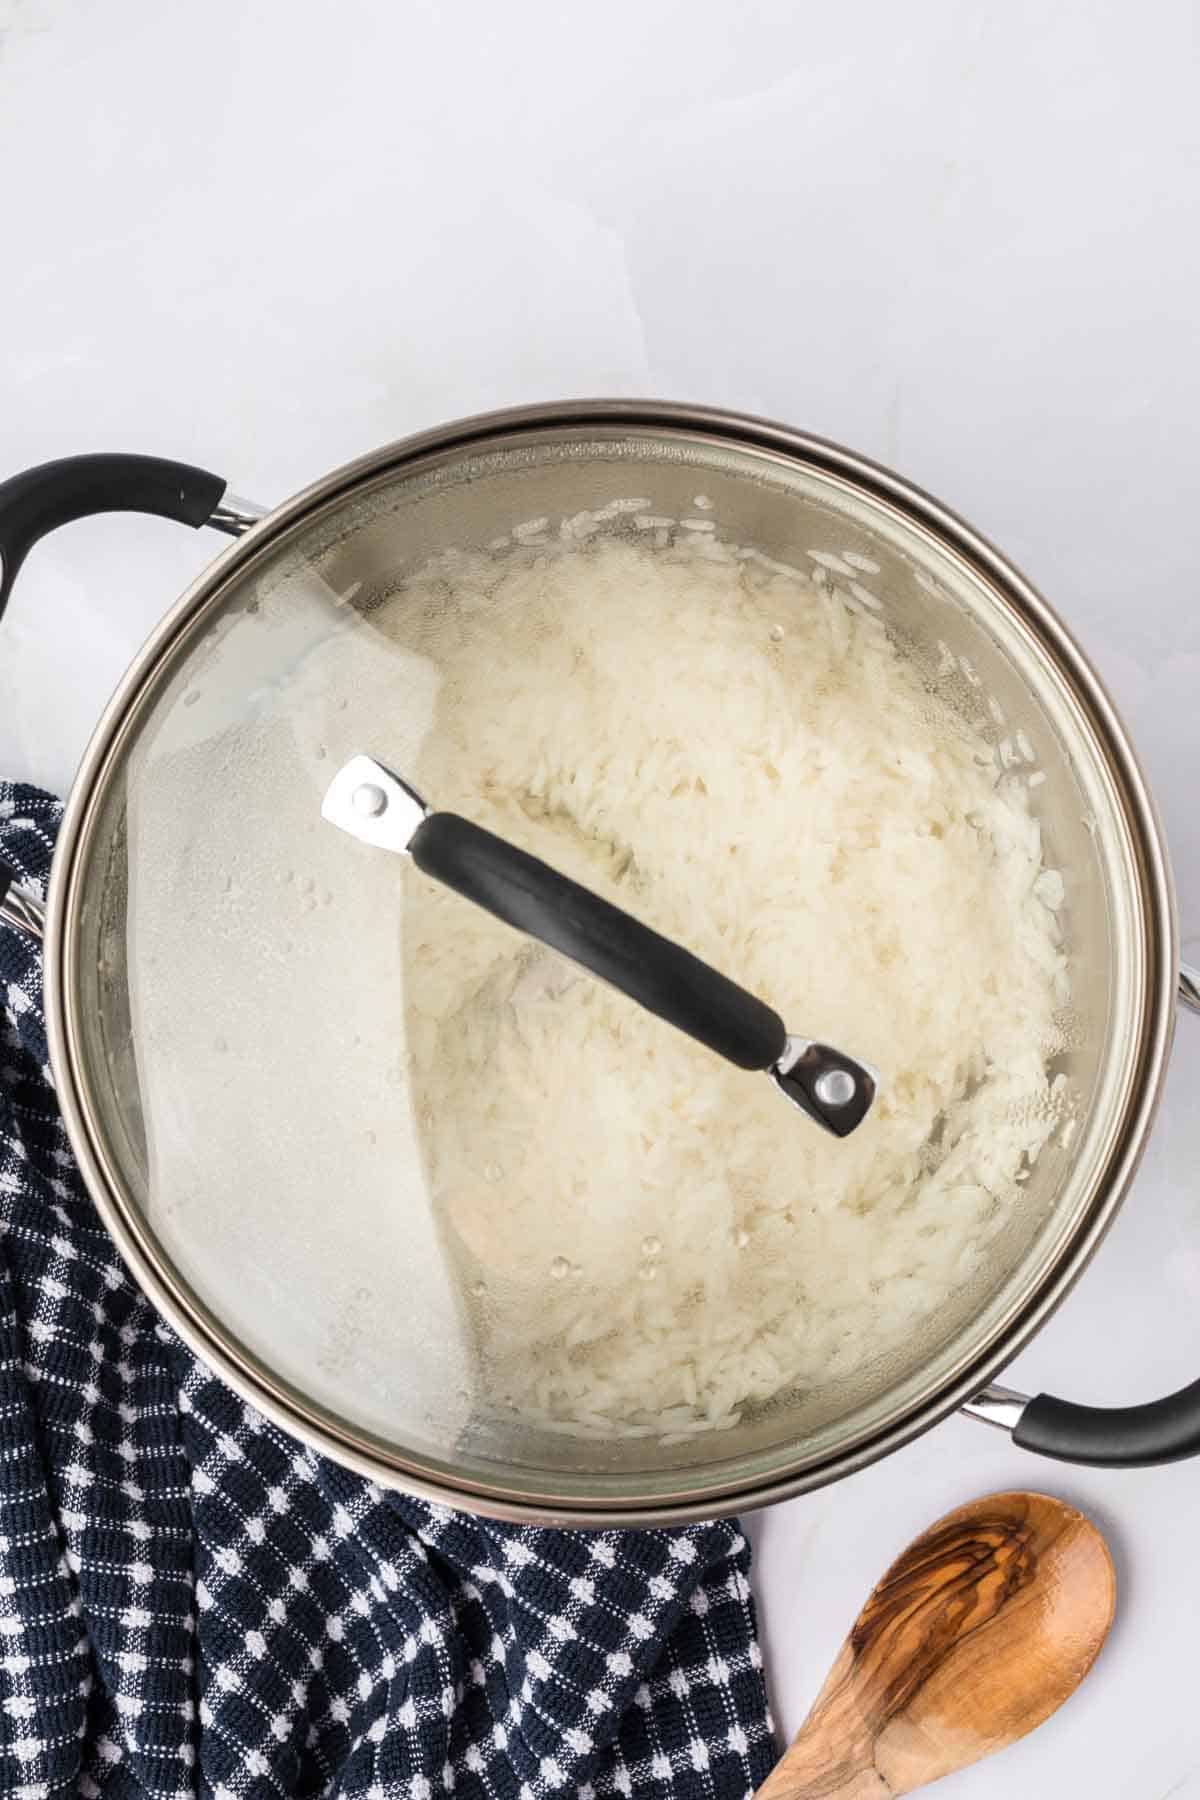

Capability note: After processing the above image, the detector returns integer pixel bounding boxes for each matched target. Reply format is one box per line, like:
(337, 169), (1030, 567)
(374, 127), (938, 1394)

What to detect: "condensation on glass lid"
(389, 520), (1071, 1445)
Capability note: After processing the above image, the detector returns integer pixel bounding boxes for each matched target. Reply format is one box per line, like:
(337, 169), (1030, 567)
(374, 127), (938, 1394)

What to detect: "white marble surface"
(3, 2), (1200, 1792)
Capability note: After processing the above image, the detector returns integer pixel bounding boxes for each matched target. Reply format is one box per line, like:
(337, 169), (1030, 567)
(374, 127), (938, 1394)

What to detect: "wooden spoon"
(757, 1491), (1115, 1799)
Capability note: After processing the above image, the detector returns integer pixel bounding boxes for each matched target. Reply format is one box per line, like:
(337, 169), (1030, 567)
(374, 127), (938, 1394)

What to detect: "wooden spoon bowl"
(757, 1491), (1115, 1798)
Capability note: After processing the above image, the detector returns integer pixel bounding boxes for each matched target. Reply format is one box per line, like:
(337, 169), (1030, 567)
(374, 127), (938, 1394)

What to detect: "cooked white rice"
(390, 527), (1068, 1440)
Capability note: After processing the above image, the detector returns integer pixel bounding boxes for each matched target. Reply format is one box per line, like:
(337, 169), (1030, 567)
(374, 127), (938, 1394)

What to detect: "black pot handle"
(966, 965), (1200, 1466)
(0, 454), (231, 620)
(1012, 1384), (1200, 1467)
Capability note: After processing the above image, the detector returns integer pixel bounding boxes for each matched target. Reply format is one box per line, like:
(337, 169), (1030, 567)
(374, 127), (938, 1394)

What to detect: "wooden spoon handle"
(757, 1717), (888, 1798)
(756, 1646), (888, 1799)
(759, 1768), (885, 1800)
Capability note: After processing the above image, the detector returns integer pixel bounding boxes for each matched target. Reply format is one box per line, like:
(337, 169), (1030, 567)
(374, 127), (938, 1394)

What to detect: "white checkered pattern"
(0, 786), (776, 1800)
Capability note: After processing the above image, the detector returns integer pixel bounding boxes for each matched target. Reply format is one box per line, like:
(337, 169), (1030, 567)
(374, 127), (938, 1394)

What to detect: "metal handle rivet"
(814, 1068), (857, 1108)
(352, 782), (388, 819)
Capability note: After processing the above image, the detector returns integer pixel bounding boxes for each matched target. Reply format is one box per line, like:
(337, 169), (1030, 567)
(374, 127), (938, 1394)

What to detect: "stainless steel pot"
(2, 401), (1198, 1526)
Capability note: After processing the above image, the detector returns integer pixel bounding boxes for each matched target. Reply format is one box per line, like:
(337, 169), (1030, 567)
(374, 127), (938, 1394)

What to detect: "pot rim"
(42, 399), (1179, 1525)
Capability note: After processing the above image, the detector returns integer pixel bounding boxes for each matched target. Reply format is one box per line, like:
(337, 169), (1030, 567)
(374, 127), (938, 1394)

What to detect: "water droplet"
(769, 624), (785, 642)
(641, 1235), (662, 1258)
(549, 1256), (570, 1280)
(692, 493), (714, 511)
(183, 690), (201, 708)
(471, 1279), (488, 1298)
(484, 1162), (504, 1183)
(734, 1229), (750, 1250)
(639, 1264), (657, 1282)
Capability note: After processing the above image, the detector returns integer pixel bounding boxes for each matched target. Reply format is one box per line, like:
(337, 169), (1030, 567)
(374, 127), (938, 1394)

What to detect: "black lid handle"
(0, 453), (233, 620)
(411, 808), (787, 1071)
(321, 753), (879, 1137)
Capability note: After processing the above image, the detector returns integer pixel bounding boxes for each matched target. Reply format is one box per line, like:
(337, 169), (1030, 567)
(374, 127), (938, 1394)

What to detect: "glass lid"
(59, 416), (1154, 1514)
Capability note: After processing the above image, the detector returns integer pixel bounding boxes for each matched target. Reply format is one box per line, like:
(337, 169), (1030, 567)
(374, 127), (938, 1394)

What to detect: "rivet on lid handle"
(771, 1038), (879, 1138)
(352, 782), (389, 819)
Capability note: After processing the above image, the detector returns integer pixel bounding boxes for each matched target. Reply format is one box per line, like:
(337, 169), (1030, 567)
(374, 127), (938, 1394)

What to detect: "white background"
(3, 3), (1200, 1794)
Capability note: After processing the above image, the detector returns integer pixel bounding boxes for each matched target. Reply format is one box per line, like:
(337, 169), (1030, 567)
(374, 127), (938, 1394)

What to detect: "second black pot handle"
(965, 964), (1200, 1466)
(321, 753), (879, 1137)
(0, 453), (259, 620)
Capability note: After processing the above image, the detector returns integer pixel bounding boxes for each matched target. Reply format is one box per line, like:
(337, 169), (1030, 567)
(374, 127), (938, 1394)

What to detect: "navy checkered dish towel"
(0, 785), (777, 1800)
